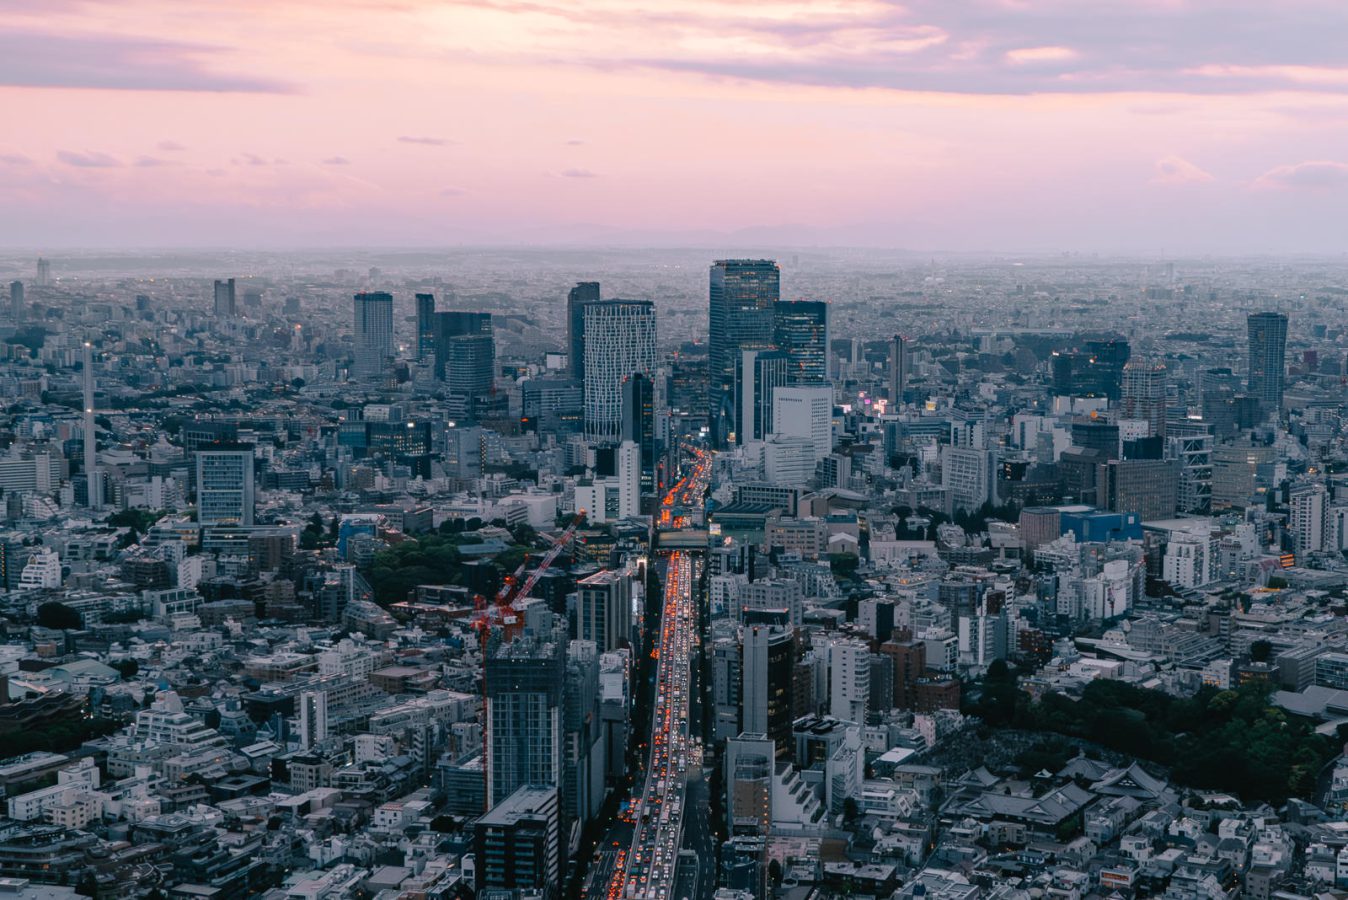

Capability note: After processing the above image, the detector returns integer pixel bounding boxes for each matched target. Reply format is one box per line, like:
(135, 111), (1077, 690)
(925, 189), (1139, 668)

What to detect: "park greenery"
(0, 715), (122, 758)
(367, 534), (467, 605)
(36, 600), (83, 631)
(365, 517), (537, 606)
(967, 660), (1335, 804)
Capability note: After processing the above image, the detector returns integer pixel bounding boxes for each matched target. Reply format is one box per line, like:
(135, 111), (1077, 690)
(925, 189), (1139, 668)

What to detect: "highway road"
(607, 449), (710, 900)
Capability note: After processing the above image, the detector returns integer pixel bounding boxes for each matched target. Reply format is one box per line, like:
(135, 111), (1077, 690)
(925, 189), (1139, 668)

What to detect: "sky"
(3, 0), (1348, 252)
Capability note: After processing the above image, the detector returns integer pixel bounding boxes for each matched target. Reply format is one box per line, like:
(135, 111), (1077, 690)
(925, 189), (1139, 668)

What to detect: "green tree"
(829, 553), (860, 578)
(1250, 639), (1273, 662)
(367, 534), (464, 605)
(37, 601), (82, 631)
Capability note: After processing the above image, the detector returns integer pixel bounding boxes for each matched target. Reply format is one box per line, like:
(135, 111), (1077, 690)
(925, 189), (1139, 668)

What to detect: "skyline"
(4, 1), (1348, 252)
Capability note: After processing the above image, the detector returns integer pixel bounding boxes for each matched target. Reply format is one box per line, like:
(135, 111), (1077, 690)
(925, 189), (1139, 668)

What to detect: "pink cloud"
(1253, 160), (1348, 189)
(1151, 155), (1214, 185)
(1004, 46), (1079, 66)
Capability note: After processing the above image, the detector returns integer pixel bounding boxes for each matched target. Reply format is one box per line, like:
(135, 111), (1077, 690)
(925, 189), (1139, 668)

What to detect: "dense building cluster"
(0, 251), (1346, 900)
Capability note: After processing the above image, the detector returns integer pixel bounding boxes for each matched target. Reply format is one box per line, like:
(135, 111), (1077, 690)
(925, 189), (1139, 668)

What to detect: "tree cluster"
(367, 534), (465, 605)
(967, 662), (1332, 803)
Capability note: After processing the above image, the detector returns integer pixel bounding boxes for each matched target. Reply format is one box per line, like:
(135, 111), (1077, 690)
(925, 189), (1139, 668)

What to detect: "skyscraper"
(1085, 338), (1130, 401)
(485, 634), (565, 807)
(710, 260), (780, 445)
(414, 293), (436, 362)
(1247, 311), (1288, 413)
(620, 372), (655, 495)
(444, 334), (496, 399)
(352, 291), (394, 379)
(567, 282), (600, 379)
(83, 341), (99, 510)
(772, 300), (829, 385)
(562, 640), (602, 825)
(35, 258), (50, 287)
(582, 300), (656, 443)
(576, 570), (633, 652)
(736, 347), (789, 445)
(9, 281), (23, 325)
(889, 334), (909, 406)
(1121, 359), (1168, 439)
(741, 624), (794, 758)
(195, 445), (255, 526)
(433, 310), (493, 382)
(1201, 367), (1241, 440)
(213, 278), (236, 317)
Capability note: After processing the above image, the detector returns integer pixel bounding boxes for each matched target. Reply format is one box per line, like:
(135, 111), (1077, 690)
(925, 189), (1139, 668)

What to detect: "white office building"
(763, 434), (815, 485)
(582, 301), (656, 444)
(772, 386), (833, 461)
(829, 639), (870, 724)
(195, 447), (255, 527)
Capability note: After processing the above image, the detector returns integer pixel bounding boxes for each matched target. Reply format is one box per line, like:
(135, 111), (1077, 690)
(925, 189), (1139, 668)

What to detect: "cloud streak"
(398, 135), (451, 146)
(0, 31), (292, 92)
(57, 150), (121, 168)
(1152, 155), (1215, 186)
(459, 0), (1348, 95)
(1254, 160), (1348, 190)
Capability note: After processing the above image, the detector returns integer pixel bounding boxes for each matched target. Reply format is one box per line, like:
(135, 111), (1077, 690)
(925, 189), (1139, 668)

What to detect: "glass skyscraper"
(433, 310), (493, 389)
(1247, 311), (1288, 412)
(735, 346), (789, 445)
(414, 292), (436, 362)
(486, 634), (565, 807)
(352, 291), (394, 378)
(772, 300), (829, 386)
(709, 259), (779, 445)
(567, 282), (600, 380)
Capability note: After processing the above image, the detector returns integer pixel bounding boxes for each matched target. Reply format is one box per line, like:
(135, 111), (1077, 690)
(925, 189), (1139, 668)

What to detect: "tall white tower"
(83, 341), (100, 510)
(582, 300), (656, 444)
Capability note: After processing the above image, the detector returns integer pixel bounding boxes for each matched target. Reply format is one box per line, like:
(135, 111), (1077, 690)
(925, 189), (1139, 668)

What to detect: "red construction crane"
(471, 510), (587, 808)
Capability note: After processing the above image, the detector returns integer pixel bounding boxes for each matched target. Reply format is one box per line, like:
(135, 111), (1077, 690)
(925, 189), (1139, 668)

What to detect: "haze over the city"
(4, 0), (1348, 252)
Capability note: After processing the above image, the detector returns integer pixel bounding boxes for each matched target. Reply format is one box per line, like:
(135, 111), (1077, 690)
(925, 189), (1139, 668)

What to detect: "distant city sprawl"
(0, 248), (1342, 900)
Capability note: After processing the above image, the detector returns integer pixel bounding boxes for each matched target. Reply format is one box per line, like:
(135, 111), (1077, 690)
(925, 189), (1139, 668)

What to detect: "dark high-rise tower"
(889, 334), (909, 406)
(1084, 338), (1130, 401)
(710, 260), (780, 445)
(1247, 311), (1288, 413)
(415, 293), (436, 362)
(621, 372), (655, 495)
(445, 334), (495, 399)
(567, 282), (600, 379)
(433, 311), (493, 383)
(8, 281), (22, 325)
(772, 300), (829, 385)
(213, 278), (236, 318)
(352, 291), (394, 379)
(485, 634), (565, 807)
